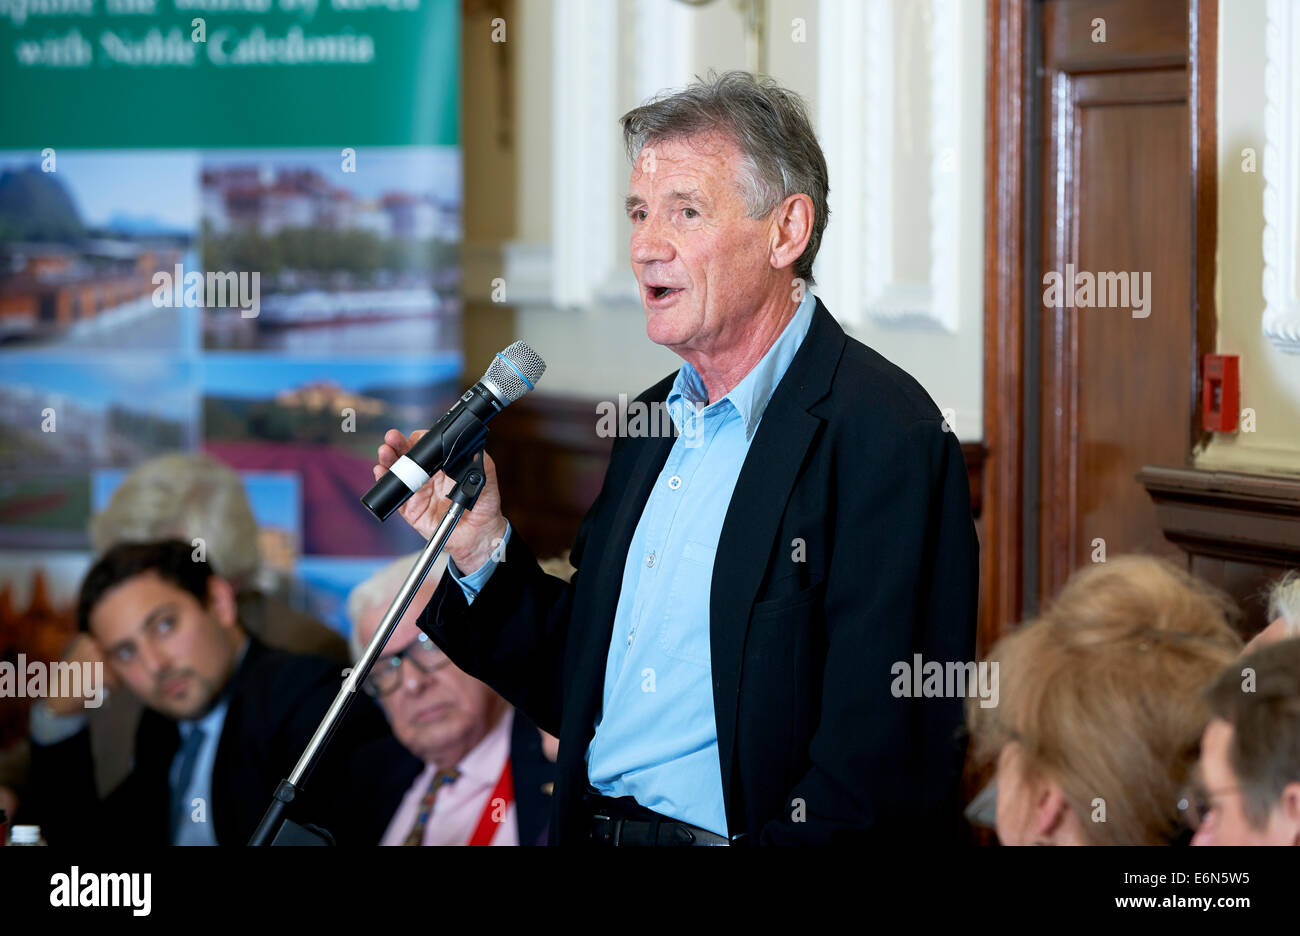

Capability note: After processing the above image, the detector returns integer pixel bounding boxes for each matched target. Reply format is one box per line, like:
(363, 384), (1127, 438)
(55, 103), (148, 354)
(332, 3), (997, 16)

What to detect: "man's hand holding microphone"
(373, 428), (508, 576)
(362, 341), (544, 576)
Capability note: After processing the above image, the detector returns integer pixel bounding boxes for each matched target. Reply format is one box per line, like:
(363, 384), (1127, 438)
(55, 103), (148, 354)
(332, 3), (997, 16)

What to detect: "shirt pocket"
(657, 538), (717, 667)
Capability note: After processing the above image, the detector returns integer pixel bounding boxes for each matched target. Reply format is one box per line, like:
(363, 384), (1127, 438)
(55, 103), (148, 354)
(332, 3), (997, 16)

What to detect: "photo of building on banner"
(0, 0), (463, 803)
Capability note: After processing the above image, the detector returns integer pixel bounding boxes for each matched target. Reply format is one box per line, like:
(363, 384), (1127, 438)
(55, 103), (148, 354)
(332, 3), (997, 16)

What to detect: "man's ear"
(206, 576), (239, 630)
(1032, 779), (1072, 843)
(768, 193), (814, 275)
(1276, 781), (1300, 846)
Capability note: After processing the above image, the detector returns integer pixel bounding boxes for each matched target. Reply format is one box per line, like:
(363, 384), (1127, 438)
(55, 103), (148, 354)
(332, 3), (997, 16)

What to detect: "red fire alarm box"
(1202, 354), (1240, 432)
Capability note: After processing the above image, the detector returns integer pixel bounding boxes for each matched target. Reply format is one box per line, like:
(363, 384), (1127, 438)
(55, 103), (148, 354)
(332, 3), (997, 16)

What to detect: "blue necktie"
(170, 725), (206, 843)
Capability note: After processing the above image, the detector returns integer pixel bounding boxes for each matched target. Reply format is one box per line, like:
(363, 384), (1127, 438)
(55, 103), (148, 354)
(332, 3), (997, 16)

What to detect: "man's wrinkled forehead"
(629, 131), (743, 187)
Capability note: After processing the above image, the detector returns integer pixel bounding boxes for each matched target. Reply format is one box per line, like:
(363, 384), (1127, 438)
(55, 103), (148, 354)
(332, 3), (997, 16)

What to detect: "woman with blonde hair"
(969, 556), (1242, 845)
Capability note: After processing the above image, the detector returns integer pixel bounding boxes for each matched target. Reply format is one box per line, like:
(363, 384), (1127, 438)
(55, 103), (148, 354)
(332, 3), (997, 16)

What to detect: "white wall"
(1197, 0), (1300, 473)
(465, 0), (986, 442)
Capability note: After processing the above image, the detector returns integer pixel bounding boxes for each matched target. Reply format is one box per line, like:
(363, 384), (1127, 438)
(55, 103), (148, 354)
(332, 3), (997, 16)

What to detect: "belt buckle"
(591, 812), (624, 846)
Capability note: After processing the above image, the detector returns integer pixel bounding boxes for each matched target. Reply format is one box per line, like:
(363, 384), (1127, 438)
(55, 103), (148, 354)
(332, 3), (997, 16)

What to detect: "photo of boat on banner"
(199, 147), (461, 356)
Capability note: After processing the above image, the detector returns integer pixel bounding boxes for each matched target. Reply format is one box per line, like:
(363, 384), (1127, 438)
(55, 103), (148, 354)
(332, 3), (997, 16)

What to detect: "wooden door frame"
(980, 0), (1217, 651)
(981, 0), (1029, 654)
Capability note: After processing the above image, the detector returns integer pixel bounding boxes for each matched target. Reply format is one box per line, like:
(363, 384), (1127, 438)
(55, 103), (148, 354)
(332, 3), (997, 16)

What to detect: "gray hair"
(620, 69), (830, 285)
(89, 452), (261, 585)
(1268, 571), (1300, 637)
(345, 551), (447, 662)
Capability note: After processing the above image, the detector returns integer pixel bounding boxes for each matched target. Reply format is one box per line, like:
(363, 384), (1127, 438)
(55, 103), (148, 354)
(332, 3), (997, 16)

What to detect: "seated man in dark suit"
(84, 452), (352, 799)
(0, 452), (350, 822)
(22, 539), (390, 846)
(337, 554), (554, 845)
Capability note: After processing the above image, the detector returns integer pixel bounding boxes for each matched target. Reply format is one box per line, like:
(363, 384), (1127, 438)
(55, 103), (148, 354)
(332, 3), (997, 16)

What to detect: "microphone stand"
(248, 446), (489, 846)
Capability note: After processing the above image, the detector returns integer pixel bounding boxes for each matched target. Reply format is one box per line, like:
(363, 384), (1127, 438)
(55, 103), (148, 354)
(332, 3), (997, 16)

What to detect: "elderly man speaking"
(374, 71), (978, 845)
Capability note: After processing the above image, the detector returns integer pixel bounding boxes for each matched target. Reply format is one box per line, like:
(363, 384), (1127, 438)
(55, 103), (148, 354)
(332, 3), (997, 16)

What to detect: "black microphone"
(361, 341), (546, 521)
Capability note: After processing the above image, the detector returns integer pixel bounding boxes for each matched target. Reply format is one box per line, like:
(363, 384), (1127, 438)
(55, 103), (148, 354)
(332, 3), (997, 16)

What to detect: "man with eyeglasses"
(1186, 637), (1300, 846)
(338, 554), (555, 846)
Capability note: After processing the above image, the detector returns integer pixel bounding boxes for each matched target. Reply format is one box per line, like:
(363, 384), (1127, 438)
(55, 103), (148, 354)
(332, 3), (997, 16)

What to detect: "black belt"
(585, 792), (730, 846)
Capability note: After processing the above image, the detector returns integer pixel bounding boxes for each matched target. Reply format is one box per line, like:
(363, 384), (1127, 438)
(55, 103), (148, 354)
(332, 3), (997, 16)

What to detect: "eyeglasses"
(362, 632), (452, 697)
(1176, 776), (1241, 831)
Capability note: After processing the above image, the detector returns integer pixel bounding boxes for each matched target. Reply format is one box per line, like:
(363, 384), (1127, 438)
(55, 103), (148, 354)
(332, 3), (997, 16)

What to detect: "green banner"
(0, 0), (459, 147)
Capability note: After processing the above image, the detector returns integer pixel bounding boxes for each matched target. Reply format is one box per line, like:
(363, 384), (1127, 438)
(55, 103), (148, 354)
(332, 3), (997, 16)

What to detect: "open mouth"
(649, 285), (684, 300)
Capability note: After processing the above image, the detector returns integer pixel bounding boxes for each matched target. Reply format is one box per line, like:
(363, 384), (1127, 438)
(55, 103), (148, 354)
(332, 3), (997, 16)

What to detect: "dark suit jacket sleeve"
(417, 533), (575, 739)
(26, 719), (174, 846)
(23, 727), (104, 845)
(759, 417), (979, 845)
(415, 441), (620, 739)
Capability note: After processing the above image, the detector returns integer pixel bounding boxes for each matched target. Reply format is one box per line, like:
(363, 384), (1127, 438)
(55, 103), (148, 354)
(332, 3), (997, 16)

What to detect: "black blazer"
(25, 636), (392, 846)
(418, 298), (979, 845)
(337, 709), (555, 846)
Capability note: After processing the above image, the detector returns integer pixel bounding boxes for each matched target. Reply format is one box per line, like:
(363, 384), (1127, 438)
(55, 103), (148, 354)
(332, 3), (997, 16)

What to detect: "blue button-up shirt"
(452, 291), (816, 837)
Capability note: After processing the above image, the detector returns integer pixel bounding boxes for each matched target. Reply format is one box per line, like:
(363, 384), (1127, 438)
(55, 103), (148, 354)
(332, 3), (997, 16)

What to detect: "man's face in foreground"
(1192, 717), (1299, 845)
(89, 571), (242, 721)
(626, 131), (778, 356)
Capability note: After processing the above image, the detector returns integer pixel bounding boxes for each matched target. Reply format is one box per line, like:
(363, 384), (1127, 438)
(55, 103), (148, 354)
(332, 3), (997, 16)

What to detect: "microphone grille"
(485, 340), (547, 404)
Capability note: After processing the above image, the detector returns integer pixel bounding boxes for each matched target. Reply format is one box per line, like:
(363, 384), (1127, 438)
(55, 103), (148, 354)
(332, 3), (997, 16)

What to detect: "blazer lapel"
(210, 637), (266, 843)
(709, 298), (844, 835)
(134, 709), (181, 844)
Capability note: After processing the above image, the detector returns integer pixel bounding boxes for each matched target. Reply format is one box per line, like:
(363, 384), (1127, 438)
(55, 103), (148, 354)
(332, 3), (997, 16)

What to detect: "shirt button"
(668, 475), (681, 490)
(627, 631), (634, 646)
(646, 552), (656, 567)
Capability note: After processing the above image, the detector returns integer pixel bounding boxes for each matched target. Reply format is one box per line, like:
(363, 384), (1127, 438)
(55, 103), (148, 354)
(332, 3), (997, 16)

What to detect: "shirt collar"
(667, 290), (816, 441)
(450, 707), (514, 786)
(181, 693), (229, 739)
(178, 636), (247, 737)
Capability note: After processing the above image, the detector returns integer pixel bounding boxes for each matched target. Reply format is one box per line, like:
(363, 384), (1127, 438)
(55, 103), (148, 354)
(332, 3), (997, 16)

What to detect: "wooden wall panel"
(1034, 0), (1215, 602)
(1139, 466), (1300, 637)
